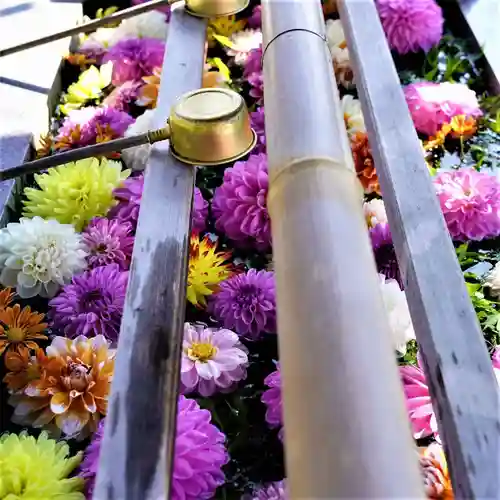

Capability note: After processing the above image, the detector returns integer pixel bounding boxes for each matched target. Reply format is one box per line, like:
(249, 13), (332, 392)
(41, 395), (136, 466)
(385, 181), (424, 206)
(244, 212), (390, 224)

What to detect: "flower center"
(64, 362), (91, 392)
(187, 342), (216, 362)
(95, 243), (108, 254)
(6, 327), (26, 342)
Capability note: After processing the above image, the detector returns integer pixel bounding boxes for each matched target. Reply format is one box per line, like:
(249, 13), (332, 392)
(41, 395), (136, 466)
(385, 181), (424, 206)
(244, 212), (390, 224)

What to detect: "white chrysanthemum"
(325, 19), (354, 88)
(378, 274), (415, 354)
(341, 95), (365, 136)
(79, 27), (117, 52)
(227, 29), (263, 65)
(122, 109), (156, 171)
(0, 217), (88, 299)
(363, 199), (388, 228)
(485, 263), (500, 299)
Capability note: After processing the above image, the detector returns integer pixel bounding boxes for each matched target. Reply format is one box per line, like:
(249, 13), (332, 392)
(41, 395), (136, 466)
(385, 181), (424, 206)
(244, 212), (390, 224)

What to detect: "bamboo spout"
(262, 0), (424, 497)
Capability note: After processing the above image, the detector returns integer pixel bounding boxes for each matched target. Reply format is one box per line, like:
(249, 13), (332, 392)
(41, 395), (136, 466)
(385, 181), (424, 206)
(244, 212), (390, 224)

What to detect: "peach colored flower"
(0, 287), (14, 310)
(351, 131), (381, 195)
(3, 346), (47, 393)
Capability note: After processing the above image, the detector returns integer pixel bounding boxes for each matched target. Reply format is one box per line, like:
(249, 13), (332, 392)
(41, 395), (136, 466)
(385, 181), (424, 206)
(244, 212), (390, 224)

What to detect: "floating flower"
(136, 66), (161, 108)
(212, 153), (271, 250)
(404, 82), (482, 136)
(103, 38), (165, 86)
(227, 29), (263, 65)
(252, 481), (288, 500)
(0, 217), (87, 299)
(105, 11), (168, 46)
(23, 157), (130, 232)
(363, 199), (388, 228)
(243, 46), (264, 102)
(248, 5), (262, 28)
(108, 174), (144, 228)
(424, 122), (452, 151)
(419, 443), (453, 499)
(121, 111), (155, 171)
(181, 323), (248, 396)
(251, 106), (266, 154)
(326, 19), (354, 88)
(193, 188), (209, 233)
(207, 15), (247, 48)
(80, 397), (228, 500)
(102, 80), (141, 112)
(376, 0), (443, 55)
(351, 131), (381, 195)
(370, 222), (402, 286)
(0, 431), (84, 499)
(434, 168), (500, 241)
(49, 264), (128, 342)
(0, 304), (48, 355)
(262, 365), (283, 440)
(400, 356), (438, 439)
(342, 95), (366, 136)
(449, 115), (477, 139)
(3, 346), (47, 393)
(378, 274), (415, 353)
(485, 262), (500, 299)
(210, 269), (276, 338)
(187, 234), (233, 308)
(82, 217), (134, 270)
(8, 335), (114, 439)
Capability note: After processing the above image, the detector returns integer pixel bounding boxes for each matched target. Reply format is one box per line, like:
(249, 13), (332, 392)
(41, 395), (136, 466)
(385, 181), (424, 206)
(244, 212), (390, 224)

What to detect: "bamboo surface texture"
(94, 5), (207, 499)
(262, 0), (424, 497)
(338, 0), (500, 497)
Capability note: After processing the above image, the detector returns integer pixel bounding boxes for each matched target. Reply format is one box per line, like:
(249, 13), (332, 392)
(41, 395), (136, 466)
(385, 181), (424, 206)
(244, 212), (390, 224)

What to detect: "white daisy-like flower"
(121, 109), (156, 171)
(180, 323), (249, 397)
(325, 19), (354, 89)
(485, 262), (500, 299)
(0, 217), (88, 299)
(226, 29), (263, 65)
(378, 274), (415, 354)
(341, 94), (365, 136)
(363, 199), (388, 228)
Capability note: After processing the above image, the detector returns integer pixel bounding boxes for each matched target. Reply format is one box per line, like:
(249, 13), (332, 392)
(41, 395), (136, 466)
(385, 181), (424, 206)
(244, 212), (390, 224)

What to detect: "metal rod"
(0, 0), (171, 58)
(262, 0), (424, 497)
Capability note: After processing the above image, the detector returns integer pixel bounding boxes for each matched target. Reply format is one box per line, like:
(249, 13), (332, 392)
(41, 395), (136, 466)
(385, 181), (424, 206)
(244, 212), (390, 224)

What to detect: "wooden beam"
(94, 6), (207, 499)
(262, 0), (424, 497)
(338, 1), (500, 498)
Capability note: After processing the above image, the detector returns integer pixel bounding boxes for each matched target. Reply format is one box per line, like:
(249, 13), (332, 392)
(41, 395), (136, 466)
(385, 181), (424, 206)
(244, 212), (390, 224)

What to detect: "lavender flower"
(102, 81), (141, 112)
(108, 174), (144, 229)
(193, 188), (208, 233)
(79, 420), (104, 498)
(252, 481), (288, 499)
(370, 222), (402, 288)
(250, 106), (266, 154)
(248, 5), (262, 28)
(262, 365), (283, 440)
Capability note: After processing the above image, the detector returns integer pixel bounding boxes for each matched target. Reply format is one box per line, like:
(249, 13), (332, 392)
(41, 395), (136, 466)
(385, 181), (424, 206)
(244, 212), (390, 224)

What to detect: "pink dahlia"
(212, 153), (271, 250)
(82, 217), (134, 270)
(244, 46), (264, 104)
(181, 323), (248, 396)
(376, 0), (443, 54)
(193, 188), (208, 233)
(248, 5), (262, 28)
(404, 82), (482, 136)
(400, 356), (438, 440)
(79, 397), (228, 499)
(210, 269), (276, 339)
(103, 38), (165, 86)
(261, 365), (283, 440)
(251, 481), (288, 499)
(250, 106), (266, 154)
(48, 264), (128, 342)
(434, 168), (500, 241)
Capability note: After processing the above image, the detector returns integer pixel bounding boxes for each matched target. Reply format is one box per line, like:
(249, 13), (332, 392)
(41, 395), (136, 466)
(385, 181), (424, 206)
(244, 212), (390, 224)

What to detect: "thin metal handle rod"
(0, 0), (171, 58)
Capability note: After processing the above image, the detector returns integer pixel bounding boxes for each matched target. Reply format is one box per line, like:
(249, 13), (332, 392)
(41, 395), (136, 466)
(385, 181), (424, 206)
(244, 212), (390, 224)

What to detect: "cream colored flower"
(325, 19), (354, 88)
(341, 95), (365, 136)
(121, 109), (156, 171)
(485, 262), (500, 299)
(363, 199), (388, 228)
(227, 29), (263, 65)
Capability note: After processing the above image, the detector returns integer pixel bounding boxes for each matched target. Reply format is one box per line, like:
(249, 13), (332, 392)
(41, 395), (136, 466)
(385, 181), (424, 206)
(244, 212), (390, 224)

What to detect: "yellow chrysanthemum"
(23, 157), (130, 232)
(0, 431), (84, 499)
(187, 234), (233, 308)
(207, 15), (246, 48)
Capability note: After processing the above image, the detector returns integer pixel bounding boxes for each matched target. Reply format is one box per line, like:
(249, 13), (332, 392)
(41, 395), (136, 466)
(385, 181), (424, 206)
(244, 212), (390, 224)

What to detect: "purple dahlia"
(210, 268), (276, 339)
(250, 106), (266, 154)
(248, 5), (262, 29)
(261, 365), (283, 440)
(82, 217), (134, 270)
(212, 153), (271, 250)
(370, 222), (402, 288)
(48, 264), (128, 342)
(79, 398), (228, 500)
(252, 481), (288, 499)
(193, 188), (209, 233)
(103, 37), (165, 86)
(102, 81), (141, 113)
(244, 46), (264, 104)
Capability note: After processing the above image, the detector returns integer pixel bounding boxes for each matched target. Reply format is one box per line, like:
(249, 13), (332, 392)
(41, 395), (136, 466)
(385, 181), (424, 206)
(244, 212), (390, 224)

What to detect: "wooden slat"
(94, 6), (207, 499)
(338, 1), (500, 498)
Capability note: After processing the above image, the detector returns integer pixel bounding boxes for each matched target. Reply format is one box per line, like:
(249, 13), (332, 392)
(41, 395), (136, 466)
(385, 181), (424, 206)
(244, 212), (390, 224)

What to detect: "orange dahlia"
(0, 287), (14, 310)
(419, 443), (453, 499)
(0, 304), (48, 355)
(136, 66), (161, 108)
(351, 131), (381, 195)
(3, 346), (47, 393)
(8, 335), (115, 438)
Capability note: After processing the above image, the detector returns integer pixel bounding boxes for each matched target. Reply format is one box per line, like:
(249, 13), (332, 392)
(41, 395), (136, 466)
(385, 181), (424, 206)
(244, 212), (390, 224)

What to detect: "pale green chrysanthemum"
(0, 431), (84, 499)
(23, 157), (130, 232)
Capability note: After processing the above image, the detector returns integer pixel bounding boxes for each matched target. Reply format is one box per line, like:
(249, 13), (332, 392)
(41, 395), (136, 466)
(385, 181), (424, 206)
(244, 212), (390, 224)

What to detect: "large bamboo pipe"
(261, 0), (424, 497)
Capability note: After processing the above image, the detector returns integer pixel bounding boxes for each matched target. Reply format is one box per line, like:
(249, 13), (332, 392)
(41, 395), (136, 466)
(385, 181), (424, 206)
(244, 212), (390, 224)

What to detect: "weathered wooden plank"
(338, 1), (500, 498)
(94, 5), (207, 500)
(262, 0), (423, 497)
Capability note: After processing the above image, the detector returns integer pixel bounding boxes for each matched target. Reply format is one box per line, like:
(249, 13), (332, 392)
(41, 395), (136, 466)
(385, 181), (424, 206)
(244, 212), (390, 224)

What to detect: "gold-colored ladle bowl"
(167, 87), (256, 166)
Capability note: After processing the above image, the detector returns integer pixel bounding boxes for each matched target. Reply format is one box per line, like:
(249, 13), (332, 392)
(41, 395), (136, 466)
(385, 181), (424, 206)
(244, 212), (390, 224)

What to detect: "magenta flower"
(250, 107), (266, 154)
(180, 323), (248, 397)
(82, 217), (134, 270)
(79, 397), (227, 500)
(261, 365), (283, 440)
(108, 175), (144, 229)
(244, 46), (264, 104)
(210, 269), (276, 339)
(103, 38), (165, 86)
(102, 81), (141, 112)
(248, 5), (262, 28)
(376, 0), (443, 55)
(370, 222), (402, 288)
(400, 356), (438, 439)
(404, 82), (482, 136)
(49, 264), (128, 342)
(434, 168), (500, 241)
(193, 188), (208, 233)
(212, 153), (271, 250)
(251, 481), (288, 499)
